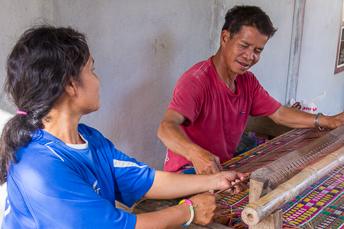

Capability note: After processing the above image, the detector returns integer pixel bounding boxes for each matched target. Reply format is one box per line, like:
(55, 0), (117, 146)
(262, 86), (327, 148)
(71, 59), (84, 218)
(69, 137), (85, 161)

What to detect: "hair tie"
(16, 110), (28, 116)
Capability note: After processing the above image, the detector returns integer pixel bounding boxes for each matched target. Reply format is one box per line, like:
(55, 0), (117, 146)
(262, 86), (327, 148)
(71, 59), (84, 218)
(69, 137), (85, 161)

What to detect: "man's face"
(220, 25), (269, 76)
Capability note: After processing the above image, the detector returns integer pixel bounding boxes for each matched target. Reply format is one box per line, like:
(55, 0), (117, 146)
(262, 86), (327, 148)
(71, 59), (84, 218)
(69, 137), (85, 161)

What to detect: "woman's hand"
(189, 192), (216, 225)
(212, 171), (250, 193)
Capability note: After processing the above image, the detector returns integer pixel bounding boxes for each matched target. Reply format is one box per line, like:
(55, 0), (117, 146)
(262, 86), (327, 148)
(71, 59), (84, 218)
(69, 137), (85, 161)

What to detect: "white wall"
(0, 1), (48, 223)
(297, 0), (344, 114)
(222, 0), (294, 103)
(1, 1), (344, 169)
(219, 0), (344, 114)
(51, 0), (219, 168)
(50, 0), (297, 168)
(0, 109), (13, 227)
(0, 0), (53, 112)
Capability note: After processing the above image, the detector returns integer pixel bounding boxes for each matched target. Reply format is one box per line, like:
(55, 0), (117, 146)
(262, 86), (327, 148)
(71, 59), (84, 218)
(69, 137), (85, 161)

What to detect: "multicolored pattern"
(134, 128), (343, 228)
(223, 128), (327, 173)
(282, 166), (344, 228)
(216, 128), (344, 228)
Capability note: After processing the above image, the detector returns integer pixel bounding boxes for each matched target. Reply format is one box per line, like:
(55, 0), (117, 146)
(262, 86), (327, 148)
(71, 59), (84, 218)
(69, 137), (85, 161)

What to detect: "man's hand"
(189, 149), (222, 175)
(322, 112), (344, 129)
(158, 109), (223, 174)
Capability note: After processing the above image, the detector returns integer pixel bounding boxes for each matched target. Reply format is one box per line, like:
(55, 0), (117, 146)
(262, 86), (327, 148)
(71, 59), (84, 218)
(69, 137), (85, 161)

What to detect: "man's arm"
(157, 109), (221, 174)
(269, 106), (344, 129)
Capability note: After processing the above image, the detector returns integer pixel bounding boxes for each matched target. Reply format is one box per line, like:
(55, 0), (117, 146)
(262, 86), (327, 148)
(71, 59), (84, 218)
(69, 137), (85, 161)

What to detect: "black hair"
(222, 5), (277, 38)
(0, 26), (90, 184)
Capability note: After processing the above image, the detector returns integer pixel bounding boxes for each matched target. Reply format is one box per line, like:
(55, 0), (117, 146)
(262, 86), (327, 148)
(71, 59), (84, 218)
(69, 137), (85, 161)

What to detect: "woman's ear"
(64, 80), (78, 97)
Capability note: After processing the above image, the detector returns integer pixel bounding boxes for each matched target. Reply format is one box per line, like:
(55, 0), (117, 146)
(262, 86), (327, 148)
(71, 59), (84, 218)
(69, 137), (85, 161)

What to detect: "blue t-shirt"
(2, 124), (155, 229)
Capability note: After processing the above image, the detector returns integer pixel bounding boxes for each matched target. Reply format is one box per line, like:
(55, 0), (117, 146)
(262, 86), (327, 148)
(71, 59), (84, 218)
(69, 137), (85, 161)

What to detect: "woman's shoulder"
(78, 124), (104, 139)
(78, 124), (115, 149)
(9, 141), (66, 186)
(16, 140), (54, 163)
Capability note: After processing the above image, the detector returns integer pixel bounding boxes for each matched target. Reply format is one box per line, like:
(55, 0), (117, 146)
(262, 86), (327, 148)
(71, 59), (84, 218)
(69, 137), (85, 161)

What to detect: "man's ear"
(64, 80), (78, 97)
(221, 30), (231, 45)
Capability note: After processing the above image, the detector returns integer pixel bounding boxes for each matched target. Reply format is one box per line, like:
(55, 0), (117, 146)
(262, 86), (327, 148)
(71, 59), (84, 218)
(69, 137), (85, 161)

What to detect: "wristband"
(178, 199), (194, 227)
(314, 113), (325, 131)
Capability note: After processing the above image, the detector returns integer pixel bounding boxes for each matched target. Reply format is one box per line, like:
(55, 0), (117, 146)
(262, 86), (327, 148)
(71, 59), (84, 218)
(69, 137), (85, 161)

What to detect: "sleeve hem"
(252, 102), (281, 117)
(122, 169), (156, 207)
(167, 106), (195, 124)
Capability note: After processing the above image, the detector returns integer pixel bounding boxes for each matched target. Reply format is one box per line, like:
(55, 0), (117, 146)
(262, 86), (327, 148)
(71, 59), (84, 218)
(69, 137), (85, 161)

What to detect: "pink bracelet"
(178, 199), (194, 227)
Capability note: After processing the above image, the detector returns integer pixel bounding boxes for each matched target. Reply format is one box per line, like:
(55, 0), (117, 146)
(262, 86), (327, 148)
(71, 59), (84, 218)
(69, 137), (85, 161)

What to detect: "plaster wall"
(297, 0), (344, 114)
(50, 0), (297, 168)
(1, 1), (343, 169)
(0, 0), (53, 111)
(51, 0), (219, 168)
(0, 1), (51, 222)
(221, 0), (294, 103)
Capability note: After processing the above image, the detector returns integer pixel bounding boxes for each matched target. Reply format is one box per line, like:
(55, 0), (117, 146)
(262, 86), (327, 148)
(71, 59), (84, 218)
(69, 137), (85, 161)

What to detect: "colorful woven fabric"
(134, 128), (343, 228)
(223, 128), (327, 173)
(215, 128), (344, 228)
(282, 166), (344, 228)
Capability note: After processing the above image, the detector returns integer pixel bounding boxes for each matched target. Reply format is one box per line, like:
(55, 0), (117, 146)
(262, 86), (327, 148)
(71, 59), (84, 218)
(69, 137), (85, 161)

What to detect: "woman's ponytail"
(0, 26), (89, 184)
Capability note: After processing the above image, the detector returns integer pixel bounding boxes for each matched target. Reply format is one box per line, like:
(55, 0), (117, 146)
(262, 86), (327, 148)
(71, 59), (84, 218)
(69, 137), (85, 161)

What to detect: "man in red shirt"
(158, 5), (344, 175)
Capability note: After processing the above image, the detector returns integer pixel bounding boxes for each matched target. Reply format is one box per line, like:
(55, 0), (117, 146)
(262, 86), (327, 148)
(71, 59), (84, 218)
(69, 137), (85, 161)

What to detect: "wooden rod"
(241, 146), (344, 226)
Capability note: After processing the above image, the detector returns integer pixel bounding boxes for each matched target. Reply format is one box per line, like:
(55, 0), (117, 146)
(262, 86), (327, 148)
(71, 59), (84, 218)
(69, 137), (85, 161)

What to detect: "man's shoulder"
(182, 58), (212, 80)
(177, 58), (214, 88)
(237, 71), (260, 86)
(237, 71), (257, 80)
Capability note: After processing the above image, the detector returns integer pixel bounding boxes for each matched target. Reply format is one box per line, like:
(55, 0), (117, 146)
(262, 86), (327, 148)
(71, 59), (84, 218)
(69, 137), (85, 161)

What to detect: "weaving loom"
(134, 127), (344, 228)
(217, 127), (344, 228)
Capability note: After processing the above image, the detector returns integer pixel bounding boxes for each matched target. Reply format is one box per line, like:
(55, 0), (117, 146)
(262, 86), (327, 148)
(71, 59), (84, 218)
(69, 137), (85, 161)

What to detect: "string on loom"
(215, 128), (344, 228)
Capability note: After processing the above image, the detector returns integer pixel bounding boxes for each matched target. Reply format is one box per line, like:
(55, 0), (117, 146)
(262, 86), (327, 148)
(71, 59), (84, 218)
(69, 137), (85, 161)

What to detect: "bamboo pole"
(241, 146), (344, 226)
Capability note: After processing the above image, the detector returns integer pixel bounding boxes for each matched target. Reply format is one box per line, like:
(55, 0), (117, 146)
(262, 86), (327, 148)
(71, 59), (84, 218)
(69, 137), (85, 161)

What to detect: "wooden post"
(248, 178), (280, 229)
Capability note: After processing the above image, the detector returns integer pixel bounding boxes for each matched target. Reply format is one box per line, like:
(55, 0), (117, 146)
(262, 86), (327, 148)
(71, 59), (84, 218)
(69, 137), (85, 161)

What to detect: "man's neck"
(212, 51), (237, 91)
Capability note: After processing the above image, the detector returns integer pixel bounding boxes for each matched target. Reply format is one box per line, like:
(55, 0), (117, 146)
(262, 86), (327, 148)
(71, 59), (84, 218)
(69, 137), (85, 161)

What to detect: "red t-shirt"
(163, 58), (281, 172)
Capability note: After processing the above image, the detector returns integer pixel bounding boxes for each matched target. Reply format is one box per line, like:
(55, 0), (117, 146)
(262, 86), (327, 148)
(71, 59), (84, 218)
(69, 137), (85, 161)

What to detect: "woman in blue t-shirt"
(0, 26), (247, 229)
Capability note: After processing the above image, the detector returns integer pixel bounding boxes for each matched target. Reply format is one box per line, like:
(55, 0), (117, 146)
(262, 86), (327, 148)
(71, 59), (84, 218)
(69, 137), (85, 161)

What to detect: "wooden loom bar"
(250, 126), (344, 190)
(241, 146), (344, 226)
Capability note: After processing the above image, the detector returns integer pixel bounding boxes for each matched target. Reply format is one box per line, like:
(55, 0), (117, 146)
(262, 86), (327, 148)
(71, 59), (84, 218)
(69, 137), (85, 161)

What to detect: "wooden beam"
(250, 125), (344, 190)
(241, 146), (344, 226)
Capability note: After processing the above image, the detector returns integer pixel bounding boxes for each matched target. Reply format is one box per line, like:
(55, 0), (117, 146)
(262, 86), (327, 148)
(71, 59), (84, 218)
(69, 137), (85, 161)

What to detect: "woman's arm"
(136, 192), (216, 228)
(144, 170), (247, 199)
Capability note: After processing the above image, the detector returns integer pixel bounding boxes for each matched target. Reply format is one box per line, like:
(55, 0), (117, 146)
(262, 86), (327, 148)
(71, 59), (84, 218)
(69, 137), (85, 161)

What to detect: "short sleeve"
(168, 75), (204, 124)
(249, 75), (281, 116)
(110, 145), (156, 207)
(6, 151), (137, 229)
(78, 124), (156, 207)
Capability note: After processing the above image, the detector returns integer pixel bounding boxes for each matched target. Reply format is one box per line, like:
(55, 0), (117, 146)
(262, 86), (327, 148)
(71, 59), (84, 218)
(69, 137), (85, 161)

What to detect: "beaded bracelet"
(178, 199), (194, 227)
